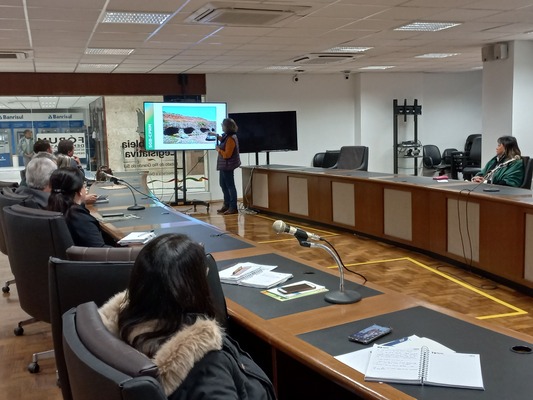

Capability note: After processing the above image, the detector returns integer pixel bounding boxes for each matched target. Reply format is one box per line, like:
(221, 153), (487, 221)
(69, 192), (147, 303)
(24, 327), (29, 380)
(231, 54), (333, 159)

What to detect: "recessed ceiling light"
(265, 66), (301, 70)
(76, 63), (118, 72)
(395, 22), (461, 32)
(415, 53), (459, 59)
(326, 46), (373, 53)
(85, 48), (134, 55)
(102, 11), (171, 25)
(359, 66), (395, 70)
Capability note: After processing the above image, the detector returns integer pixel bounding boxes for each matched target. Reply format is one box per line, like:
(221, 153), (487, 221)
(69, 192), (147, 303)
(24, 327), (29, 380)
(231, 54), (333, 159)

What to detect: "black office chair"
(322, 150), (340, 168)
(520, 156), (533, 190)
(312, 152), (325, 167)
(0, 189), (31, 293)
(332, 146), (369, 171)
(206, 253), (229, 328)
(451, 134), (482, 179)
(49, 255), (136, 400)
(441, 148), (458, 170)
(62, 302), (166, 400)
(421, 145), (445, 174)
(3, 204), (74, 372)
(461, 137), (482, 180)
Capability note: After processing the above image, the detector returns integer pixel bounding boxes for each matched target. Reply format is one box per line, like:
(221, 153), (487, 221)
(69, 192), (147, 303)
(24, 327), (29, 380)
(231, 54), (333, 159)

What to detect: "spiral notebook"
(364, 345), (484, 390)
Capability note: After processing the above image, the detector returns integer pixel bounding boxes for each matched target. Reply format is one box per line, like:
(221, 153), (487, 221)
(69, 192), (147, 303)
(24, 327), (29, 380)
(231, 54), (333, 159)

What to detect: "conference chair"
(3, 204), (74, 372)
(49, 253), (137, 400)
(62, 302), (166, 400)
(0, 180), (18, 189)
(206, 253), (229, 328)
(451, 134), (482, 179)
(461, 137), (482, 180)
(322, 150), (340, 168)
(312, 152), (325, 167)
(441, 148), (458, 171)
(521, 156), (533, 190)
(331, 146), (369, 171)
(0, 188), (33, 293)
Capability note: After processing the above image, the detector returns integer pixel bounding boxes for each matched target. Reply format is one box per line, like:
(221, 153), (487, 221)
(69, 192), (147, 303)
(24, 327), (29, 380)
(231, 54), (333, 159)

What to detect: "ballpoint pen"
(232, 266), (244, 276)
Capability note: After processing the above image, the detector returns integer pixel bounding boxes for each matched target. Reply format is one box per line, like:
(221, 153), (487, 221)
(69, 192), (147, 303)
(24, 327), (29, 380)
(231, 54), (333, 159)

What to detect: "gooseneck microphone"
(102, 172), (145, 211)
(272, 220), (322, 241)
(482, 155), (521, 192)
(272, 220), (361, 304)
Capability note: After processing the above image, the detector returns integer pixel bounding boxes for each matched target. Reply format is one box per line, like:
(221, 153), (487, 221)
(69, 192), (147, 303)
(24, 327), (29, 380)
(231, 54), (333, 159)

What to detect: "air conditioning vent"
(187, 2), (309, 26)
(0, 51), (33, 60)
(291, 53), (362, 65)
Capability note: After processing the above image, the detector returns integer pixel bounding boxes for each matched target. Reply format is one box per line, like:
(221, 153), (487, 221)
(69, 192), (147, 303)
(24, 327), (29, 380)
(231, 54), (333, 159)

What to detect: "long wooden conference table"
(242, 165), (533, 293)
(88, 173), (533, 400)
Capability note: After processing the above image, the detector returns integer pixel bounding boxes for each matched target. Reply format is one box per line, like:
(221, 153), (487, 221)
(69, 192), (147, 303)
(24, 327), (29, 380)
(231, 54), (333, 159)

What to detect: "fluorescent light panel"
(265, 66), (301, 70)
(395, 22), (461, 32)
(85, 48), (134, 55)
(359, 66), (395, 70)
(77, 63), (118, 71)
(415, 53), (459, 59)
(326, 46), (372, 53)
(102, 11), (171, 25)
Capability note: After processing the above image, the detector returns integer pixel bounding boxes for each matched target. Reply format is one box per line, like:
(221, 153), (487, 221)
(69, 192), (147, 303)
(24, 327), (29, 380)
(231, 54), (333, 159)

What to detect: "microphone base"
(483, 187), (500, 192)
(324, 289), (362, 304)
(127, 205), (145, 211)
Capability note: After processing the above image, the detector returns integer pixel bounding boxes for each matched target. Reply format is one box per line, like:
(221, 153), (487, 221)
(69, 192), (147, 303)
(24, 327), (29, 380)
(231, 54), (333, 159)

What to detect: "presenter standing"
(471, 136), (524, 187)
(17, 129), (35, 166)
(215, 118), (241, 215)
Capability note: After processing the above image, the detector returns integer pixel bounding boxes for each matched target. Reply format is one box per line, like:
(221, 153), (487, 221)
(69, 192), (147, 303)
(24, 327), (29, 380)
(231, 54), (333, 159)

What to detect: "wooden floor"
(2, 201), (533, 399)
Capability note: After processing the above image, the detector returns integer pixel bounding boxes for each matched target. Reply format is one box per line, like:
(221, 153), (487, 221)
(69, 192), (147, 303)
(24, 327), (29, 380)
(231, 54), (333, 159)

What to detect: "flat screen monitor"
(144, 102), (227, 151)
(228, 110), (298, 154)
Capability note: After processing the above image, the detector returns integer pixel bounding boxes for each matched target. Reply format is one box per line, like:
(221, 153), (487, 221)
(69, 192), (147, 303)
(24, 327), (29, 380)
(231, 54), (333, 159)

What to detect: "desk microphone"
(482, 155), (520, 191)
(272, 220), (322, 241)
(102, 172), (145, 211)
(272, 220), (361, 304)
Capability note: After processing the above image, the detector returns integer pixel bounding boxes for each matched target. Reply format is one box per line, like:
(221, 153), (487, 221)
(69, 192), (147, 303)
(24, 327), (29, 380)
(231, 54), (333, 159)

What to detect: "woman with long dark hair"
(47, 167), (111, 247)
(99, 233), (276, 399)
(472, 135), (524, 187)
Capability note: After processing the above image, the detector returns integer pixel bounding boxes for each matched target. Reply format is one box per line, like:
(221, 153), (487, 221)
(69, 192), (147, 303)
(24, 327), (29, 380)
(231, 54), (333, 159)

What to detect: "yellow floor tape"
(256, 216), (527, 320)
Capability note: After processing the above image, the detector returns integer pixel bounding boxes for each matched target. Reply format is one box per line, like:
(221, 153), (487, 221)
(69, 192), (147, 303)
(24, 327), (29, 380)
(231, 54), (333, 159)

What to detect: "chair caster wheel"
(28, 362), (40, 373)
(2, 286), (9, 293)
(14, 326), (24, 336)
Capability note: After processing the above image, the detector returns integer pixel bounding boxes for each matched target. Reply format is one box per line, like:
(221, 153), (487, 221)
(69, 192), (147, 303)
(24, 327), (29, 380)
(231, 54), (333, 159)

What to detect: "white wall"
(206, 73), (357, 201)
(512, 41), (533, 157)
(359, 72), (482, 173)
(205, 71), (483, 201)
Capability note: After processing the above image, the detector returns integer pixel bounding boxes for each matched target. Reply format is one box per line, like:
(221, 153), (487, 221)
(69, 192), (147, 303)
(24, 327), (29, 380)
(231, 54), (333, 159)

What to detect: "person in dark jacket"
(99, 233), (276, 400)
(216, 118), (241, 215)
(47, 167), (113, 247)
(15, 156), (57, 208)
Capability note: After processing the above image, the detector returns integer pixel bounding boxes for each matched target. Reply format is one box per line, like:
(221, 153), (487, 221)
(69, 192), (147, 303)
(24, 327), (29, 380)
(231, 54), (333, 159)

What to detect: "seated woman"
(99, 233), (276, 400)
(47, 167), (113, 247)
(472, 136), (524, 187)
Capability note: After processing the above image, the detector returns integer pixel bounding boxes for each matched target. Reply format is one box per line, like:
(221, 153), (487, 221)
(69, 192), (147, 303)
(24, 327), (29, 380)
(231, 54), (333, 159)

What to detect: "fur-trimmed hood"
(98, 291), (224, 396)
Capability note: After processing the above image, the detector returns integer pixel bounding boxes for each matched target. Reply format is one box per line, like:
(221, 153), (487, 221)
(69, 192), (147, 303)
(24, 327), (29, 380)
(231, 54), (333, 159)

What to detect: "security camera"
(343, 70), (351, 80)
(292, 74), (299, 83)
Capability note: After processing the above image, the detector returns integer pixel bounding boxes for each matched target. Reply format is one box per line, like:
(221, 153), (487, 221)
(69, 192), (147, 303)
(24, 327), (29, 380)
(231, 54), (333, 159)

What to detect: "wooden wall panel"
(0, 73), (206, 95)
(354, 180), (383, 236)
(479, 201), (524, 278)
(268, 172), (289, 213)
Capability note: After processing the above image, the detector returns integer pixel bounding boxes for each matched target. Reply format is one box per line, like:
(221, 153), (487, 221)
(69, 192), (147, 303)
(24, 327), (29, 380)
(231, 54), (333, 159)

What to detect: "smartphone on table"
(348, 324), (392, 344)
(277, 282), (316, 294)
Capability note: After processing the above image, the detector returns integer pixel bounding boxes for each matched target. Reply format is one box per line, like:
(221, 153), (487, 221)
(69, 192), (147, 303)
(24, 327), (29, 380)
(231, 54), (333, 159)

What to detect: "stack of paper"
(219, 262), (293, 289)
(117, 231), (156, 245)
